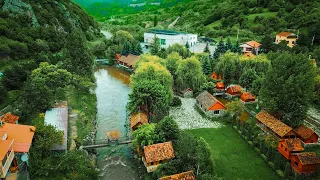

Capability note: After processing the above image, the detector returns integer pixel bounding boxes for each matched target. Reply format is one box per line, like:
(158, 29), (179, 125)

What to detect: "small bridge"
(80, 137), (132, 150)
(96, 59), (112, 65)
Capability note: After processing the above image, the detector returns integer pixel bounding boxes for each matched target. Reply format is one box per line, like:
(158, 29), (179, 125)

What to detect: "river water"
(94, 66), (140, 180)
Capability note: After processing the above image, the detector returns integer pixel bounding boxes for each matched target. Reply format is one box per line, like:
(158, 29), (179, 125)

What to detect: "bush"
(169, 96), (182, 107)
(260, 154), (267, 161)
(268, 162), (275, 170)
(238, 130), (242, 134)
(248, 141), (253, 146)
(275, 170), (285, 178)
(254, 147), (260, 153)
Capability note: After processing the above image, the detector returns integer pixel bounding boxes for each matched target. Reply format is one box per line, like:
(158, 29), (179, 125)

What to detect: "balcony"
(1, 149), (14, 178)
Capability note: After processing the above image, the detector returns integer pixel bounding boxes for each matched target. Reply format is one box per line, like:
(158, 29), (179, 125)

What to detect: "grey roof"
(45, 106), (68, 151)
(196, 91), (220, 110)
(151, 29), (186, 35)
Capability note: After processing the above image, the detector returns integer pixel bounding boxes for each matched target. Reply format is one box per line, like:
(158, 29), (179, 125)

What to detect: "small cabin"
(210, 72), (223, 80)
(0, 132), (14, 179)
(159, 170), (195, 180)
(291, 152), (320, 174)
(225, 85), (242, 98)
(196, 91), (226, 117)
(240, 92), (256, 104)
(278, 138), (304, 160)
(295, 125), (319, 144)
(142, 142), (175, 172)
(255, 110), (296, 139)
(117, 54), (140, 69)
(130, 112), (148, 131)
(0, 113), (19, 124)
(216, 82), (225, 91)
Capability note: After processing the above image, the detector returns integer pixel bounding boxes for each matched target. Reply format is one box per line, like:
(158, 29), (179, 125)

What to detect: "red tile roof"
(281, 138), (304, 152)
(255, 110), (293, 137)
(144, 142), (175, 163)
(227, 85), (242, 94)
(240, 92), (256, 101)
(277, 32), (293, 37)
(159, 170), (195, 180)
(246, 41), (262, 48)
(295, 125), (318, 140)
(118, 54), (140, 67)
(130, 112), (148, 128)
(216, 82), (225, 89)
(295, 152), (320, 165)
(0, 139), (13, 161)
(1, 113), (19, 124)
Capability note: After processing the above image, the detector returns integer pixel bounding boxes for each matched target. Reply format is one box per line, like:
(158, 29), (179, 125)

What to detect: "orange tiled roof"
(277, 32), (293, 37)
(281, 138), (304, 152)
(1, 113), (19, 124)
(227, 85), (242, 94)
(143, 141), (175, 163)
(240, 92), (256, 101)
(0, 123), (35, 153)
(295, 125), (318, 140)
(255, 110), (293, 137)
(216, 82), (225, 89)
(295, 152), (320, 165)
(159, 170), (195, 180)
(118, 54), (140, 67)
(115, 54), (121, 60)
(0, 139), (13, 161)
(107, 130), (119, 141)
(246, 41), (261, 48)
(130, 112), (148, 128)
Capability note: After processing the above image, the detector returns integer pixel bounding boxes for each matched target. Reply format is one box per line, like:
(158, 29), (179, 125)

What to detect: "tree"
(215, 52), (238, 86)
(133, 123), (160, 150)
(259, 52), (316, 127)
(158, 48), (168, 59)
(155, 116), (180, 142)
(239, 68), (259, 90)
(185, 41), (190, 49)
(114, 30), (134, 45)
(202, 57), (212, 75)
(225, 37), (232, 51)
(165, 52), (182, 78)
(154, 16), (158, 27)
(176, 56), (206, 92)
(251, 76), (264, 96)
(195, 138), (214, 176)
(204, 43), (210, 53)
(261, 35), (275, 53)
(226, 99), (245, 120)
(167, 44), (191, 59)
(0, 81), (7, 104)
(215, 38), (226, 57)
(150, 36), (161, 55)
(63, 29), (94, 76)
(135, 42), (143, 55)
(121, 41), (130, 56)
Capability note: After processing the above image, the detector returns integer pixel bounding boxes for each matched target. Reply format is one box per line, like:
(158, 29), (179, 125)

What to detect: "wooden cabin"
(240, 92), (256, 103)
(159, 170), (195, 180)
(291, 152), (320, 174)
(216, 82), (225, 91)
(130, 112), (148, 131)
(117, 54), (140, 69)
(278, 138), (304, 160)
(142, 142), (175, 172)
(255, 110), (296, 139)
(0, 132), (14, 179)
(196, 91), (226, 117)
(295, 125), (319, 144)
(0, 113), (19, 124)
(225, 85), (242, 98)
(210, 72), (223, 80)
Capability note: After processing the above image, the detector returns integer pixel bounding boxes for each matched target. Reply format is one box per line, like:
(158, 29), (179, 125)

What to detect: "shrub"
(275, 170), (285, 178)
(169, 96), (182, 107)
(268, 162), (275, 170)
(260, 154), (267, 161)
(248, 141), (253, 146)
(254, 147), (260, 153)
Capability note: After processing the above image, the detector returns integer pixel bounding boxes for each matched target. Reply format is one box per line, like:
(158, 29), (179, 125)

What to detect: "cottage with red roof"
(275, 32), (298, 48)
(278, 138), (304, 160)
(240, 92), (256, 104)
(216, 82), (225, 91)
(225, 85), (242, 99)
(130, 112), (148, 131)
(240, 41), (261, 54)
(291, 152), (320, 174)
(142, 142), (175, 172)
(159, 170), (196, 180)
(210, 72), (223, 80)
(0, 113), (19, 124)
(295, 125), (319, 144)
(255, 110), (296, 139)
(196, 91), (226, 116)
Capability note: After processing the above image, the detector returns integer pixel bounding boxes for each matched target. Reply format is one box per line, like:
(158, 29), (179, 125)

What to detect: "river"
(94, 66), (140, 180)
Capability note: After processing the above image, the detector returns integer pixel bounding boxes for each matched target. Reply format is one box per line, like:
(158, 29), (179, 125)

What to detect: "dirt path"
(69, 111), (78, 150)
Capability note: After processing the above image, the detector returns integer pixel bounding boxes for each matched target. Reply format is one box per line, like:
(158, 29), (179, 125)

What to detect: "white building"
(144, 30), (197, 49)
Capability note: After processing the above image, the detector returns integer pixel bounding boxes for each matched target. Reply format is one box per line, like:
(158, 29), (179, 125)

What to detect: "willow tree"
(259, 52), (316, 127)
(129, 61), (173, 122)
(165, 52), (182, 80)
(176, 56), (205, 92)
(133, 54), (164, 69)
(215, 52), (238, 86)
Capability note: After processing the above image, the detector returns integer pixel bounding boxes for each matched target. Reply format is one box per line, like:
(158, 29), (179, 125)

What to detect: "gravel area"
(169, 97), (222, 130)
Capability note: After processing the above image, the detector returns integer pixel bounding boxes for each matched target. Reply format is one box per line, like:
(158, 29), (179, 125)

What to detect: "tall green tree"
(167, 44), (191, 59)
(135, 42), (143, 55)
(155, 116), (180, 142)
(122, 41), (131, 56)
(165, 52), (182, 78)
(150, 36), (161, 55)
(154, 16), (158, 27)
(215, 52), (238, 86)
(133, 123), (160, 150)
(204, 43), (210, 53)
(259, 52), (316, 127)
(239, 68), (259, 90)
(216, 38), (226, 56)
(225, 37), (232, 51)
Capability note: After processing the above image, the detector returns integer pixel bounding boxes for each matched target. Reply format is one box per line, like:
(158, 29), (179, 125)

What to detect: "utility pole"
(311, 35), (315, 46)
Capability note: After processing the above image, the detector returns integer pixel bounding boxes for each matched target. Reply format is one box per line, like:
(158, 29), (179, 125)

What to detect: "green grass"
(187, 127), (279, 180)
(247, 12), (277, 22)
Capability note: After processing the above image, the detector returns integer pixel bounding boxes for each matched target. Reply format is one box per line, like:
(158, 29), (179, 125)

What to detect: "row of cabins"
(0, 113), (35, 179)
(256, 111), (320, 174)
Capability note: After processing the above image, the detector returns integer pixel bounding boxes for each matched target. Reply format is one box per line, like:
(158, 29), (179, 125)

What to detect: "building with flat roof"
(144, 30), (197, 49)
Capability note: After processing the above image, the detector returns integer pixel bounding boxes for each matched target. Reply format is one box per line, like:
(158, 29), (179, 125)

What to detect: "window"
(160, 39), (166, 45)
(294, 161), (298, 166)
(280, 144), (283, 148)
(311, 140), (314, 143)
(285, 148), (287, 152)
(214, 110), (220, 114)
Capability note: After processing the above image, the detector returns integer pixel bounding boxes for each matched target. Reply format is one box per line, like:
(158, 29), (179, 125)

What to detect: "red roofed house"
(275, 32), (298, 48)
(291, 152), (320, 174)
(0, 123), (36, 153)
(225, 85), (242, 98)
(295, 125), (319, 144)
(196, 91), (226, 116)
(240, 41), (261, 54)
(130, 112), (148, 131)
(240, 92), (256, 104)
(255, 110), (296, 139)
(115, 54), (121, 60)
(0, 113), (19, 124)
(160, 170), (195, 180)
(142, 142), (175, 172)
(216, 82), (225, 91)
(210, 72), (223, 80)
(0, 132), (14, 179)
(278, 138), (304, 160)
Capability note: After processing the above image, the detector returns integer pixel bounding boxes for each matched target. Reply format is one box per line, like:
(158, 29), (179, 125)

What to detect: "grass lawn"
(187, 127), (279, 180)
